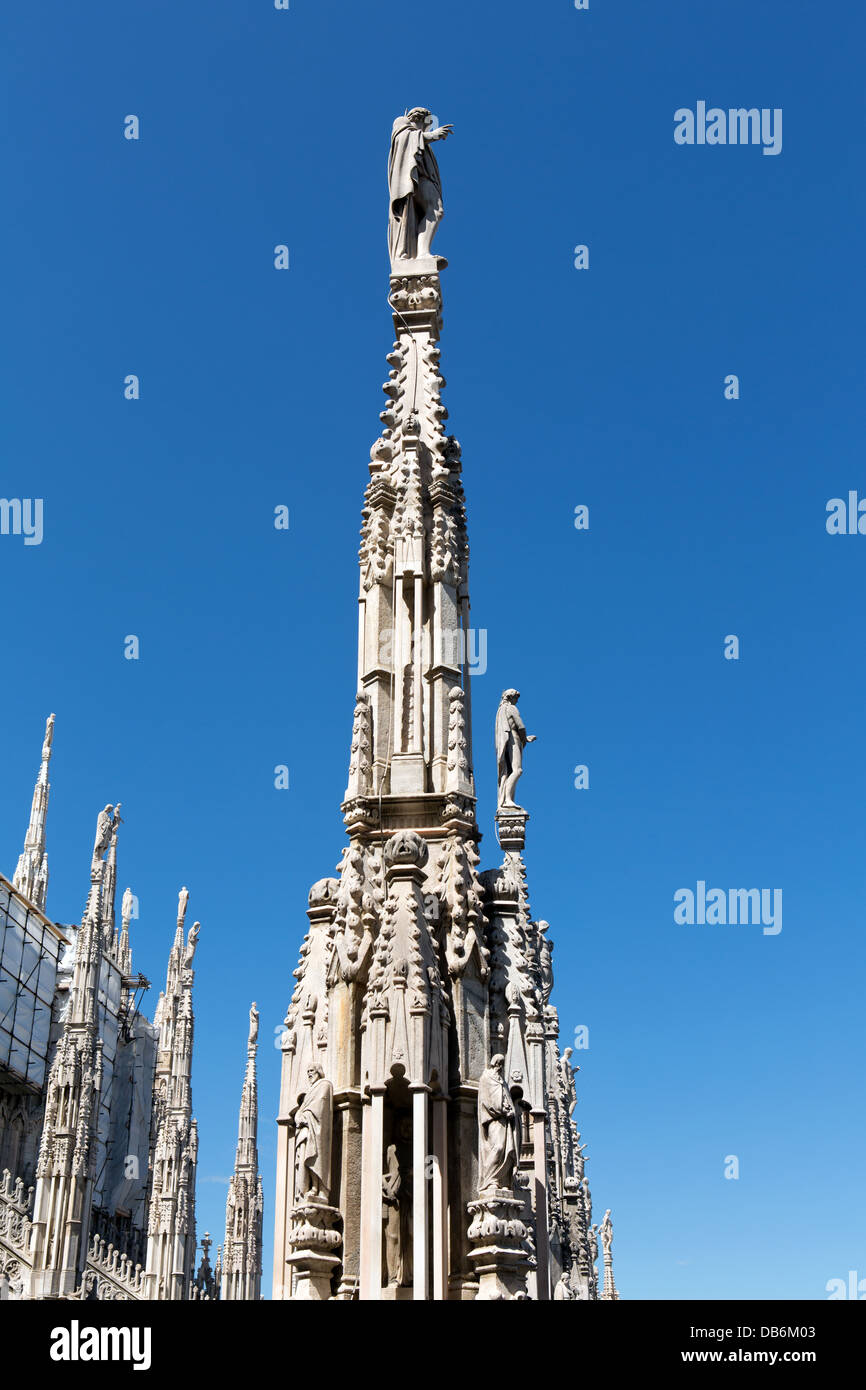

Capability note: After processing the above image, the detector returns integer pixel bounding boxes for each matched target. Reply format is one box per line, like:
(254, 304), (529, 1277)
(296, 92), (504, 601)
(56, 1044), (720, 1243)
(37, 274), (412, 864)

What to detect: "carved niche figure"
(388, 108), (453, 266)
(477, 1054), (520, 1194)
(382, 1116), (413, 1287)
(293, 1065), (333, 1203)
(495, 690), (536, 809)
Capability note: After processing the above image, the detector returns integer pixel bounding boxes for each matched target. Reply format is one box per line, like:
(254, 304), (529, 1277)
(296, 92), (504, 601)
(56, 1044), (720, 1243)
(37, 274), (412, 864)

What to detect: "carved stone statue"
(560, 1046), (579, 1116)
(538, 921), (553, 1003)
(477, 1054), (520, 1194)
(92, 805), (115, 867)
(248, 1003), (259, 1047)
(600, 1208), (613, 1256)
(177, 886), (189, 926)
(388, 108), (452, 267)
(495, 690), (536, 808)
(293, 1065), (333, 1203)
(183, 921), (200, 968)
(382, 1117), (413, 1287)
(121, 886), (134, 924)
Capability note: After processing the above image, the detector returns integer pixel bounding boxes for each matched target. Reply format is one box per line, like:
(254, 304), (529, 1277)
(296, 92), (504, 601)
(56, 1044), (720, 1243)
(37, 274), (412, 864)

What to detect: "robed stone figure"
(382, 1117), (413, 1287)
(388, 108), (452, 267)
(495, 690), (536, 808)
(477, 1055), (520, 1194)
(293, 1065), (333, 1203)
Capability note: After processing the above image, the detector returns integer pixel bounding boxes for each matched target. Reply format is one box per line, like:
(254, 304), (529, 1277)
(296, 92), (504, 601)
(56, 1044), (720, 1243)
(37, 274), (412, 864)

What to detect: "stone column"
(334, 1095), (363, 1298)
(272, 1120), (292, 1298)
(431, 1096), (448, 1299)
(359, 1089), (385, 1298)
(447, 1088), (480, 1300)
(532, 1112), (550, 1300)
(412, 1086), (429, 1300)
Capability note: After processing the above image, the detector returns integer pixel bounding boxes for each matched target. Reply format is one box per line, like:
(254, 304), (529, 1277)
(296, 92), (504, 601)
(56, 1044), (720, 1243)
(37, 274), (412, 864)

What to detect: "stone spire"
(273, 117), (618, 1302)
(353, 220), (474, 804)
(221, 1003), (263, 1300)
(100, 804), (122, 954)
(144, 888), (201, 1300)
(119, 886), (134, 984)
(13, 712), (55, 911)
(28, 814), (107, 1297)
(599, 1209), (620, 1300)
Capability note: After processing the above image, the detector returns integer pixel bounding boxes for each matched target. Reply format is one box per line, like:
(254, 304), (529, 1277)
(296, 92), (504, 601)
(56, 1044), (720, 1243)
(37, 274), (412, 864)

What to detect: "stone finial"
(445, 686), (472, 795)
(308, 877), (340, 909)
(346, 692), (373, 798)
(383, 829), (429, 872)
(13, 712), (57, 911)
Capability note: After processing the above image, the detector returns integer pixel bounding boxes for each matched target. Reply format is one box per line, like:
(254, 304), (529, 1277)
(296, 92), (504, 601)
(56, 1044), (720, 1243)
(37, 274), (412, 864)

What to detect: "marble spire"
(28, 808), (106, 1297)
(12, 712), (55, 912)
(144, 888), (201, 1300)
(221, 1003), (263, 1300)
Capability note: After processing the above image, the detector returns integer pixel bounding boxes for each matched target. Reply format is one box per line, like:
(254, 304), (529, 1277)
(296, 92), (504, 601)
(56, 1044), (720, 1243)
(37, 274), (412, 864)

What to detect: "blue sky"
(2, 1), (863, 1299)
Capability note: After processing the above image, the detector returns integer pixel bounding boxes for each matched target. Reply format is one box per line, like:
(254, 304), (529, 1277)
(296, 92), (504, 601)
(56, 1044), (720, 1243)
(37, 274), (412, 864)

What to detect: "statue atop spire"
(13, 712), (55, 911)
(388, 108), (452, 271)
(495, 690), (536, 810)
(91, 803), (117, 872)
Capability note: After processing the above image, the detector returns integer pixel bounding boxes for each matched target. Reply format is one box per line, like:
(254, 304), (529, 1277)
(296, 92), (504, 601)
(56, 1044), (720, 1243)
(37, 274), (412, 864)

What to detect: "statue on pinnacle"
(388, 108), (452, 270)
(495, 689), (536, 809)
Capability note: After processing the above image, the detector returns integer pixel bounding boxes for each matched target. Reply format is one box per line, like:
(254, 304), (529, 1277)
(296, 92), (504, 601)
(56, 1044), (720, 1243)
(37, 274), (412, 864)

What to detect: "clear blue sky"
(2, 1), (863, 1299)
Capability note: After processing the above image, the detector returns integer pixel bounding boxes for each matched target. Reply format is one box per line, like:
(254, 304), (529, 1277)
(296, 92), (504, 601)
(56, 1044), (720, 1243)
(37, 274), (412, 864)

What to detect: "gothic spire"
(144, 888), (201, 1300)
(351, 197), (474, 805)
(12, 712), (55, 911)
(100, 804), (121, 951)
(28, 813), (106, 1296)
(221, 1003), (263, 1300)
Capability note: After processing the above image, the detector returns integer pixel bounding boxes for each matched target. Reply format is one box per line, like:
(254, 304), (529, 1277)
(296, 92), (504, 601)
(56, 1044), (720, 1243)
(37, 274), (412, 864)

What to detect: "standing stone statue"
(248, 1002), (259, 1047)
(293, 1065), (333, 1203)
(92, 804), (115, 869)
(495, 690), (536, 809)
(382, 1117), (413, 1287)
(388, 108), (453, 267)
(600, 1208), (613, 1255)
(183, 920), (200, 969)
(560, 1046), (579, 1117)
(477, 1054), (520, 1194)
